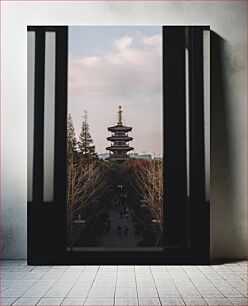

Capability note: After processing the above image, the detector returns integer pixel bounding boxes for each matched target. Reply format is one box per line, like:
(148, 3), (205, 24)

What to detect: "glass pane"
(203, 30), (210, 202)
(27, 31), (35, 202)
(67, 26), (163, 251)
(185, 46), (190, 198)
(43, 32), (56, 202)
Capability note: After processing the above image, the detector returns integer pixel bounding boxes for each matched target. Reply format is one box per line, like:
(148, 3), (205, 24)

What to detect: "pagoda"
(106, 106), (134, 163)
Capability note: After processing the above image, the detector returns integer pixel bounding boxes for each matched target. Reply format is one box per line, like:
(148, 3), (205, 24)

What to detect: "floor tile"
(32, 266), (52, 272)
(67, 285), (91, 297)
(49, 266), (69, 272)
(116, 280), (136, 287)
(204, 297), (233, 305)
(0, 297), (18, 305)
(137, 287), (158, 297)
(118, 266), (135, 272)
(197, 288), (224, 297)
(45, 285), (72, 297)
(84, 297), (114, 305)
(182, 297), (207, 305)
(2, 290), (29, 298)
(228, 297), (248, 305)
(217, 286), (244, 297)
(159, 297), (185, 305)
(177, 288), (201, 297)
(83, 266), (99, 274)
(136, 279), (155, 288)
(66, 266), (85, 272)
(12, 297), (40, 305)
(22, 283), (53, 297)
(22, 272), (45, 281)
(138, 297), (161, 305)
(117, 272), (135, 278)
(99, 266), (117, 272)
(96, 272), (116, 279)
(37, 297), (64, 305)
(76, 279), (94, 286)
(157, 288), (180, 298)
(88, 287), (115, 298)
(61, 297), (86, 305)
(115, 297), (138, 305)
(115, 288), (137, 298)
(4, 272), (28, 280)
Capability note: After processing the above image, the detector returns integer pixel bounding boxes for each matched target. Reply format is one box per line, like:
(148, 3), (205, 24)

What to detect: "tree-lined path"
(67, 109), (163, 250)
(96, 199), (141, 247)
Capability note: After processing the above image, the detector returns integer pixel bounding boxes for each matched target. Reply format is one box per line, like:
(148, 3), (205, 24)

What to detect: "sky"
(68, 26), (163, 156)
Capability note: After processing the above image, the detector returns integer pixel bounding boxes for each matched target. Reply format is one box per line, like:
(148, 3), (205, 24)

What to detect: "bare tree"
(66, 112), (108, 247)
(124, 159), (163, 241)
(67, 158), (109, 246)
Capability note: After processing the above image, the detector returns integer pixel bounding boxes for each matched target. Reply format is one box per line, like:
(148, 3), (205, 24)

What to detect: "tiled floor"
(1, 260), (247, 305)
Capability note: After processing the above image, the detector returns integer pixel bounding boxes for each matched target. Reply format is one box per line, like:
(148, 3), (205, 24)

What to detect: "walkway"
(74, 197), (144, 249)
(97, 205), (141, 248)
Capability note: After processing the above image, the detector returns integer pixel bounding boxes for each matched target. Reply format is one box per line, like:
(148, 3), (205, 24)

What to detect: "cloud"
(113, 35), (133, 50)
(69, 34), (162, 97)
(141, 34), (162, 49)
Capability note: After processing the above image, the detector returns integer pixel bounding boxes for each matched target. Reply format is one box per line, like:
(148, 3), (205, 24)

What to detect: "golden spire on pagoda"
(117, 106), (123, 125)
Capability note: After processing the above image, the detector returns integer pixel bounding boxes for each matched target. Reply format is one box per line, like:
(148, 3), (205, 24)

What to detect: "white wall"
(1, 1), (246, 260)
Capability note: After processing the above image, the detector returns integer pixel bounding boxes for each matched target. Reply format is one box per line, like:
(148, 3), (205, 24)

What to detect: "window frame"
(27, 25), (210, 265)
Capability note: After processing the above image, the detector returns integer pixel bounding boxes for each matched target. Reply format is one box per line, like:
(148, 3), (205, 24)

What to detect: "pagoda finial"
(83, 110), (88, 123)
(117, 106), (123, 125)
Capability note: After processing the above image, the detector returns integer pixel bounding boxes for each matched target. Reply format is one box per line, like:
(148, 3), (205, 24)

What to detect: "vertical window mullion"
(203, 29), (210, 203)
(33, 29), (45, 204)
(185, 44), (190, 199)
(163, 26), (187, 247)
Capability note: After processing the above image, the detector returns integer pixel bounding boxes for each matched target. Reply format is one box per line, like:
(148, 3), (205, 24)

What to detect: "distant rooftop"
(129, 153), (152, 160)
(98, 152), (154, 161)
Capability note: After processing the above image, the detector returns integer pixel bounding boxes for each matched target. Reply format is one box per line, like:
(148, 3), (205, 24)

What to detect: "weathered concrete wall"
(1, 1), (246, 259)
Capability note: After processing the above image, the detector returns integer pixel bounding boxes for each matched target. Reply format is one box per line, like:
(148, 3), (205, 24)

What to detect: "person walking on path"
(124, 226), (128, 237)
(117, 225), (122, 237)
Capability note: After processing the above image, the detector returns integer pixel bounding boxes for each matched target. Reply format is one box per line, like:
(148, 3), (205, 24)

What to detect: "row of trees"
(123, 159), (163, 243)
(67, 111), (97, 160)
(67, 111), (109, 246)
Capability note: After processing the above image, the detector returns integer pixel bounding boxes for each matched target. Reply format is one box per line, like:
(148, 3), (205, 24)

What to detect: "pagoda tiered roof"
(107, 124), (132, 132)
(106, 145), (134, 152)
(107, 135), (133, 141)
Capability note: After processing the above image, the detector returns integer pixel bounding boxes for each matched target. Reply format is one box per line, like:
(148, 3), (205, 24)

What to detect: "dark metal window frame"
(27, 26), (209, 265)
